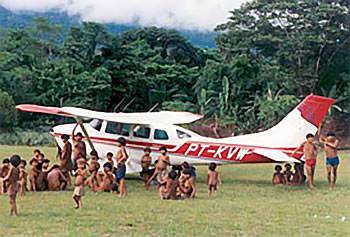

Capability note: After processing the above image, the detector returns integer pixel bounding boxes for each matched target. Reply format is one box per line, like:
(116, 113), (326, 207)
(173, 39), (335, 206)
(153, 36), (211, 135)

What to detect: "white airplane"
(16, 94), (334, 174)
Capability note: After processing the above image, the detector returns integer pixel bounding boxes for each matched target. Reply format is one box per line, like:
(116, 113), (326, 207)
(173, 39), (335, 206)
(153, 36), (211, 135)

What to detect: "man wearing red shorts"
(293, 134), (317, 190)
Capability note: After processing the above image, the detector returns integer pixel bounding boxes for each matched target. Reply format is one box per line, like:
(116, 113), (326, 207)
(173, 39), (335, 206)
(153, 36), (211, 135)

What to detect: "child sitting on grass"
(160, 170), (180, 200)
(3, 155), (21, 216)
(272, 165), (286, 185)
(100, 162), (117, 193)
(282, 163), (294, 185)
(207, 162), (222, 197)
(18, 160), (28, 196)
(72, 159), (87, 209)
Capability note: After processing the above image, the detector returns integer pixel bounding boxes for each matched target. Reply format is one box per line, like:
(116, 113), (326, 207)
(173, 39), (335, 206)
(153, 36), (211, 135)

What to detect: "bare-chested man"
(115, 137), (128, 197)
(36, 159), (50, 191)
(321, 132), (340, 190)
(292, 133), (317, 190)
(147, 146), (170, 189)
(47, 165), (68, 191)
(60, 134), (73, 184)
(72, 124), (87, 164)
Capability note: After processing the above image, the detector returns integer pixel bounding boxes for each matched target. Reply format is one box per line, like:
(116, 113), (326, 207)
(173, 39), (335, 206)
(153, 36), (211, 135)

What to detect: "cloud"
(0, 0), (248, 30)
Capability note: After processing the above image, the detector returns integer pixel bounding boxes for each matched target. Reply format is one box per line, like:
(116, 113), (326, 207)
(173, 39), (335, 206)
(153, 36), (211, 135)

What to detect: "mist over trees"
(0, 0), (349, 136)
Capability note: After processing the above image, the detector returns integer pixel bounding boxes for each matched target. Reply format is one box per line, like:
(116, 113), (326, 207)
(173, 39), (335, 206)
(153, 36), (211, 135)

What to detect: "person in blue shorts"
(321, 132), (340, 190)
(115, 137), (128, 197)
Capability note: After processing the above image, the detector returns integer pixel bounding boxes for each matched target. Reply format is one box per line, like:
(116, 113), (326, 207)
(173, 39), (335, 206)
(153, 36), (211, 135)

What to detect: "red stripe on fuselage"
(53, 133), (301, 163)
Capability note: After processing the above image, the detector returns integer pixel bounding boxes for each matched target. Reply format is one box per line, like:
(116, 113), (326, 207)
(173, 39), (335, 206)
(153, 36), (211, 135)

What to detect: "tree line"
(0, 0), (349, 136)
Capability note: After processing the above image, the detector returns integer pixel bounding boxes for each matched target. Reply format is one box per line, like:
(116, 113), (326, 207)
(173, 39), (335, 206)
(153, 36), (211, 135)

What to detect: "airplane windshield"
(90, 119), (102, 131)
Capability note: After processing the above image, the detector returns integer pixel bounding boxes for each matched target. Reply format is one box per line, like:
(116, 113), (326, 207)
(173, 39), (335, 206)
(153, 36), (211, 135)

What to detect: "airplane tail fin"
(232, 94), (335, 149)
(263, 94), (335, 147)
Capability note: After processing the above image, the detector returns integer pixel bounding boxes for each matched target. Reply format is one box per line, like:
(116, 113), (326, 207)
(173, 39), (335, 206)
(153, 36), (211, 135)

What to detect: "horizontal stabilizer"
(253, 148), (300, 163)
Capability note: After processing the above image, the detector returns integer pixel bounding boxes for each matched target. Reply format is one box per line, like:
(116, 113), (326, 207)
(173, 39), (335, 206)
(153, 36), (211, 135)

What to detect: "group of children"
(139, 146), (222, 199)
(273, 132), (340, 190)
(272, 163), (306, 186)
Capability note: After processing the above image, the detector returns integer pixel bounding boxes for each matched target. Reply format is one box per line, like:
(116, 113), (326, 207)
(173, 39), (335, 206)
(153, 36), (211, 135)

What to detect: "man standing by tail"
(321, 132), (340, 190)
(293, 134), (318, 190)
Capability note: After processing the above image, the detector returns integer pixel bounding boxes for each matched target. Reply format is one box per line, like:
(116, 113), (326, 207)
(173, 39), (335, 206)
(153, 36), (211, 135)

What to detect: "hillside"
(0, 6), (217, 48)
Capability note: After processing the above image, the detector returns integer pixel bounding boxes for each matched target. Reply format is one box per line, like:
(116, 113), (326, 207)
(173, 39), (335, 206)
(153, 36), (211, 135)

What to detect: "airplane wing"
(253, 148), (301, 163)
(16, 104), (203, 125)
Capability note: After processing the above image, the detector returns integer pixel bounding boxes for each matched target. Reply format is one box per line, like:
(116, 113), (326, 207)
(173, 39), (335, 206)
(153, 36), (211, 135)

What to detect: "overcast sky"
(0, 0), (248, 31)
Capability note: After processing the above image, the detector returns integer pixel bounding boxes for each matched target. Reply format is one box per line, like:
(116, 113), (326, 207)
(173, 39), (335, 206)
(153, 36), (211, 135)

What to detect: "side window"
(176, 130), (191, 139)
(105, 122), (118, 134)
(133, 126), (151, 139)
(90, 119), (102, 131)
(106, 122), (130, 136)
(154, 129), (169, 140)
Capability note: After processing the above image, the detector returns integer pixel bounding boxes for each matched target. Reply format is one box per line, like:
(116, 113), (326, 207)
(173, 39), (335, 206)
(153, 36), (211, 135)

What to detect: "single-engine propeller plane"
(16, 94), (334, 174)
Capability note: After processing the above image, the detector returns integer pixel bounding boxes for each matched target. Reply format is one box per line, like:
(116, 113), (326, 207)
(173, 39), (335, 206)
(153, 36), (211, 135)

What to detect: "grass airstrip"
(0, 145), (349, 237)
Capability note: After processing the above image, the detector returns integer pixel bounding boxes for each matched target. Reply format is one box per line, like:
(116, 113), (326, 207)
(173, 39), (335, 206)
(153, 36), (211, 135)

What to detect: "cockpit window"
(154, 129), (169, 140)
(176, 130), (191, 139)
(90, 119), (102, 131)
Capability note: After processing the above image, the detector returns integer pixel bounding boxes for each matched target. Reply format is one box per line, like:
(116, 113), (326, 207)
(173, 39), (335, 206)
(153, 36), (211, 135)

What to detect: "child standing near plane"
(207, 162), (222, 196)
(115, 137), (128, 197)
(292, 134), (317, 190)
(147, 146), (170, 190)
(29, 158), (40, 192)
(85, 151), (100, 192)
(141, 147), (152, 190)
(60, 134), (73, 182)
(72, 159), (87, 209)
(3, 155), (21, 216)
(72, 124), (87, 163)
(321, 132), (340, 190)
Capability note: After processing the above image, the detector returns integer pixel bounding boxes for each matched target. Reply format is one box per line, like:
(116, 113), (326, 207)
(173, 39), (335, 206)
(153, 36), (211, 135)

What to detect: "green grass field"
(0, 145), (349, 237)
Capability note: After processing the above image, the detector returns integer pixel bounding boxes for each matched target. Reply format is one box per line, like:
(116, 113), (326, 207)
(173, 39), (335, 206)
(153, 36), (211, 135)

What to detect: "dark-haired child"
(72, 159), (87, 209)
(161, 170), (180, 200)
(72, 124), (87, 161)
(207, 162), (222, 196)
(33, 149), (41, 160)
(3, 155), (21, 216)
(36, 159), (50, 191)
(0, 158), (10, 194)
(272, 165), (285, 185)
(60, 134), (73, 187)
(283, 163), (294, 185)
(115, 137), (128, 197)
(29, 158), (40, 192)
(147, 146), (170, 189)
(19, 160), (28, 196)
(100, 162), (117, 192)
(141, 147), (152, 189)
(85, 151), (101, 192)
(292, 133), (317, 189)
